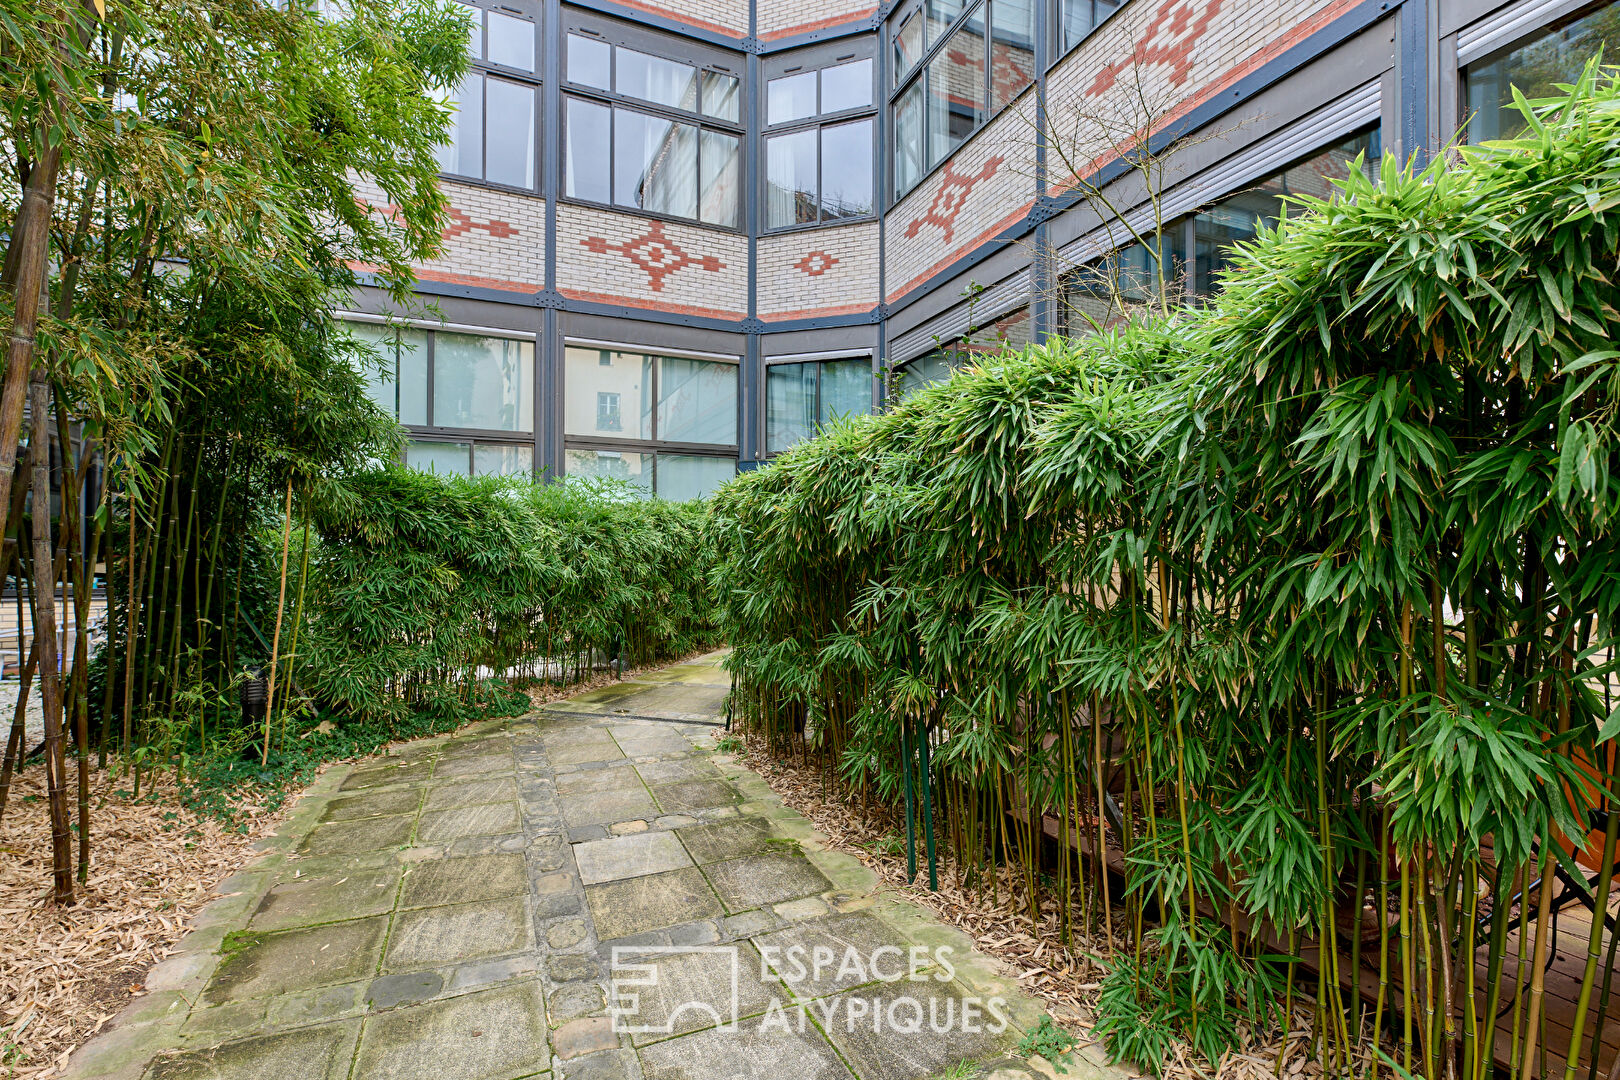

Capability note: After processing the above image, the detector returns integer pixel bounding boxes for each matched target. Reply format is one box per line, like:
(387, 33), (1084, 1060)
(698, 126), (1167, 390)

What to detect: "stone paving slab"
(67, 650), (1120, 1080)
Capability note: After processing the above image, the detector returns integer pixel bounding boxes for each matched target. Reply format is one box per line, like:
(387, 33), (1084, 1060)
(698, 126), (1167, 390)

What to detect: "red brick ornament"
(581, 221), (726, 292)
(903, 155), (1005, 245)
(794, 251), (840, 277)
(1088, 0), (1225, 95)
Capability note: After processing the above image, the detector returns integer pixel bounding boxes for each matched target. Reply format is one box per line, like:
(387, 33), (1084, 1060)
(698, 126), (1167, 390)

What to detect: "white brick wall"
(758, 222), (879, 321)
(556, 203), (749, 320)
(352, 176), (546, 294)
(618, 0), (749, 35)
(758, 0), (874, 40)
(883, 95), (1039, 302)
(1044, 0), (1358, 187)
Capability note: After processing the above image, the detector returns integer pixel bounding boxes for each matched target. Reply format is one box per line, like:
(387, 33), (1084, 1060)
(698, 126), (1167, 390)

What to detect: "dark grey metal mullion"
(540, 0), (558, 481)
(876, 0), (891, 410)
(425, 331), (436, 428)
(1031, 0), (1051, 341)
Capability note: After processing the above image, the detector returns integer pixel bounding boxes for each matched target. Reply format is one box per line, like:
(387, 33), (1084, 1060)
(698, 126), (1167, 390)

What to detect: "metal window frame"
(761, 116), (879, 233)
(1456, 0), (1609, 66)
(559, 341), (741, 456)
(404, 434), (539, 478)
(762, 352), (874, 455)
(886, 0), (1037, 200)
(441, 1), (544, 192)
(337, 314), (538, 437)
(1045, 0), (1129, 70)
(559, 91), (747, 232)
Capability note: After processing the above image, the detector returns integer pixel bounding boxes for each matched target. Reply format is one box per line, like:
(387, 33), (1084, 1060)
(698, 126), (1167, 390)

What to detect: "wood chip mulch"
(736, 739), (1338, 1080)
(0, 766), (286, 1079)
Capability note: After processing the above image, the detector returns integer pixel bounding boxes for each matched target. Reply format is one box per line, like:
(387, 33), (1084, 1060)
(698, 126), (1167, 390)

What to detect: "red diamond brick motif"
(582, 221), (725, 292)
(358, 198), (518, 243)
(904, 155), (1005, 245)
(794, 251), (839, 277)
(443, 206), (519, 240)
(1088, 0), (1225, 95)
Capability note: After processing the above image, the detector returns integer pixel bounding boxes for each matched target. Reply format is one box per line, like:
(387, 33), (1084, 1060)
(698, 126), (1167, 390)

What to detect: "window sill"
(436, 172), (544, 199)
(761, 214), (876, 236)
(558, 195), (745, 235)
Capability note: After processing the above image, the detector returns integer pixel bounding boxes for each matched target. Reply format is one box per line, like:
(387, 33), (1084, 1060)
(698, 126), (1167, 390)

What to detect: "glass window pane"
(565, 97), (612, 202)
(484, 78), (534, 187)
(768, 71), (817, 125)
(456, 1), (480, 56)
(766, 363), (816, 452)
(926, 0), (968, 47)
(436, 74), (484, 179)
(926, 14), (985, 168)
(820, 57), (873, 114)
(485, 10), (534, 71)
(566, 448), (651, 497)
(407, 440), (471, 476)
(699, 130), (740, 228)
(766, 129), (818, 229)
(615, 108), (698, 218)
(347, 323), (397, 418)
(617, 46), (698, 111)
(565, 347), (652, 439)
(894, 15), (924, 87)
(898, 351), (956, 396)
(567, 33), (611, 89)
(990, 0), (1035, 109)
(1467, 2), (1620, 142)
(1057, 0), (1094, 53)
(702, 71), (740, 122)
(656, 454), (734, 501)
(432, 332), (534, 431)
(1193, 128), (1377, 296)
(819, 359), (870, 423)
(398, 328), (429, 425)
(657, 356), (737, 445)
(894, 79), (925, 195)
(820, 119), (873, 220)
(473, 443), (534, 477)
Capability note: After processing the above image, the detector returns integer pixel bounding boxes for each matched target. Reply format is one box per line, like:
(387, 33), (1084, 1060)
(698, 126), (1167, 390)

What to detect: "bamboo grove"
(0, 0), (717, 907)
(709, 70), (1620, 1080)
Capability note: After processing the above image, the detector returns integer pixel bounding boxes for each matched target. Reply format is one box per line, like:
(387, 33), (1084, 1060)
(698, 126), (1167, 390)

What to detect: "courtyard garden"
(2, 0), (1620, 1077)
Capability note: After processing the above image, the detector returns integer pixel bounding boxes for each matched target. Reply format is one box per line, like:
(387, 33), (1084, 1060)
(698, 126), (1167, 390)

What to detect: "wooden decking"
(1017, 805), (1620, 1075)
(1485, 898), (1620, 1077)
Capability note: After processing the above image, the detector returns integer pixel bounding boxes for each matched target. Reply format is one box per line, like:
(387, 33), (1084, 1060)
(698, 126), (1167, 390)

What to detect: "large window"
(437, 1), (540, 189)
(894, 307), (1030, 397)
(348, 321), (535, 477)
(563, 345), (737, 499)
(1465, 1), (1620, 143)
(1050, 0), (1120, 59)
(765, 356), (872, 452)
(891, 0), (1034, 197)
(1190, 127), (1378, 294)
(1059, 127), (1378, 332)
(563, 28), (743, 228)
(764, 56), (877, 229)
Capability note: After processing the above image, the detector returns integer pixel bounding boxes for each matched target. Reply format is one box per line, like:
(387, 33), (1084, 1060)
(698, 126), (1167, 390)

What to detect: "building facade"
(342, 0), (1620, 497)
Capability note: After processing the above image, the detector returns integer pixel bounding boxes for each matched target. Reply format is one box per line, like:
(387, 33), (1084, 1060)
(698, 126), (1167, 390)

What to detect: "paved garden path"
(67, 651), (1114, 1080)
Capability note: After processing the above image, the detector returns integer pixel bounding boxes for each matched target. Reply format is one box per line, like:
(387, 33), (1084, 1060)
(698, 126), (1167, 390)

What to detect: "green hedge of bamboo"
(711, 68), (1620, 1078)
(304, 469), (717, 724)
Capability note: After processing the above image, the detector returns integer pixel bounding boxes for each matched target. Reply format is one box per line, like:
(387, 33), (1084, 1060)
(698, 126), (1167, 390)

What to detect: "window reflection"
(1465, 1), (1620, 142)
(767, 129), (818, 228)
(616, 46), (698, 111)
(766, 358), (872, 452)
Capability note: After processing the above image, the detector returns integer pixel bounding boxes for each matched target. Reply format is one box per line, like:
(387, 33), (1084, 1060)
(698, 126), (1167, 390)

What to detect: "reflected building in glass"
(336, 0), (1617, 497)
